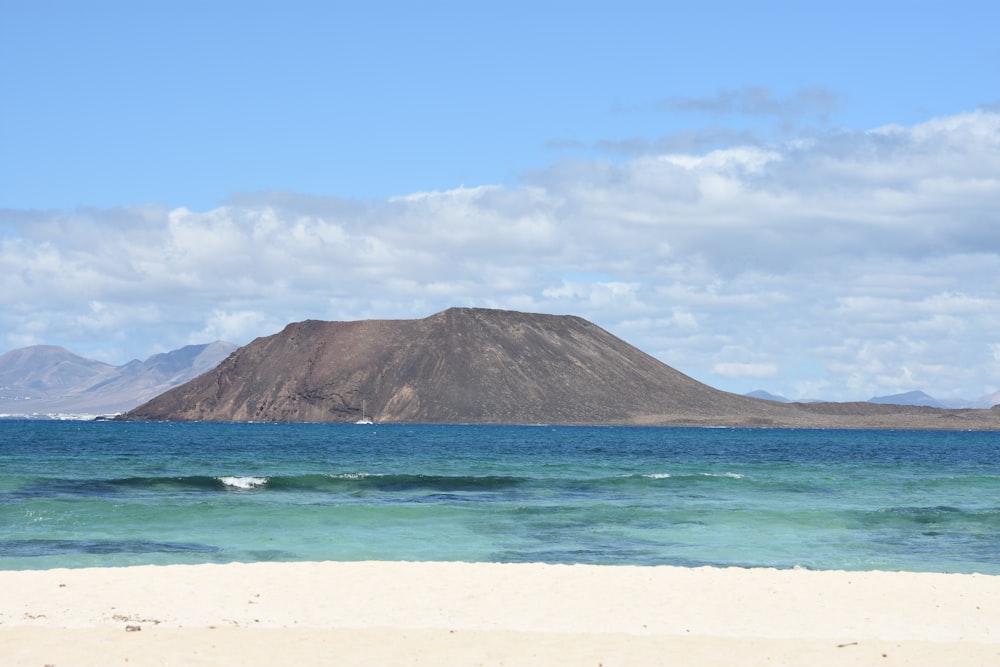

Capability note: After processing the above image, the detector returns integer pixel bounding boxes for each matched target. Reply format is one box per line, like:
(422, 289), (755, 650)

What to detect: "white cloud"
(192, 309), (274, 347)
(712, 362), (780, 379)
(2, 111), (999, 401)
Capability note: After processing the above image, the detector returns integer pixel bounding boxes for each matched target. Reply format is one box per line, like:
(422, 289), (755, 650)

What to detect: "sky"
(2, 0), (999, 403)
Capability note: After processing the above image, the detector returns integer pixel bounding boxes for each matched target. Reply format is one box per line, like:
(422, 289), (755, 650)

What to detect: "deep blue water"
(1, 420), (999, 572)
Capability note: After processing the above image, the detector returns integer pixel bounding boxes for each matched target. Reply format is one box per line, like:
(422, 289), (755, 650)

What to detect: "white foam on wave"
(331, 472), (380, 479)
(637, 472), (744, 480)
(217, 476), (269, 490)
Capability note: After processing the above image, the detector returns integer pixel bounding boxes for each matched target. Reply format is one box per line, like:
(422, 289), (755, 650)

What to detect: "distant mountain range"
(867, 390), (1000, 409)
(746, 388), (1000, 409)
(6, 309), (997, 426)
(744, 390), (803, 403)
(120, 308), (1000, 430)
(0, 341), (238, 417)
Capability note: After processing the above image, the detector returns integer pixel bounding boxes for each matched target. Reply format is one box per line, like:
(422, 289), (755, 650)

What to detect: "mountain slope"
(121, 308), (1000, 429)
(868, 390), (945, 408)
(745, 390), (791, 402)
(0, 346), (116, 395)
(0, 342), (238, 416)
(123, 308), (767, 423)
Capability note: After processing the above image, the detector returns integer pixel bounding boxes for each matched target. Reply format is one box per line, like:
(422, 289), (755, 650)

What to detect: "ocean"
(1, 420), (998, 573)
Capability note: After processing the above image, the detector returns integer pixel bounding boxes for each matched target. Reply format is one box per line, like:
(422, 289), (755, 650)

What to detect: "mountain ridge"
(747, 388), (1000, 409)
(124, 307), (751, 424)
(0, 341), (238, 416)
(122, 308), (1000, 430)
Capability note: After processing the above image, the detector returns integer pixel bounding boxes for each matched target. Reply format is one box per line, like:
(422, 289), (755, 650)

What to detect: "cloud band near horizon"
(3, 111), (999, 403)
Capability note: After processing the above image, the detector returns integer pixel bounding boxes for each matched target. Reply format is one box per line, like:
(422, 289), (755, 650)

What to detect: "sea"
(1, 420), (999, 573)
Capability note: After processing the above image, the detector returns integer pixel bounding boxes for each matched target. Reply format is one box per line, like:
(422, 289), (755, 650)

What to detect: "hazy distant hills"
(869, 390), (944, 408)
(868, 389), (1000, 409)
(746, 388), (1000, 409)
(0, 341), (238, 416)
(123, 308), (1000, 430)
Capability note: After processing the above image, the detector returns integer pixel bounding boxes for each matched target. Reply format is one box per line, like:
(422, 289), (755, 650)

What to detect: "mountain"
(123, 308), (759, 424)
(940, 390), (1000, 410)
(121, 308), (1000, 430)
(866, 390), (1000, 409)
(745, 390), (791, 402)
(745, 390), (823, 404)
(868, 390), (945, 408)
(979, 390), (1000, 409)
(0, 341), (238, 416)
(0, 345), (117, 394)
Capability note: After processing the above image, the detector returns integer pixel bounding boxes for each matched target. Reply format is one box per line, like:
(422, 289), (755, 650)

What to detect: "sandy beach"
(1, 561), (999, 666)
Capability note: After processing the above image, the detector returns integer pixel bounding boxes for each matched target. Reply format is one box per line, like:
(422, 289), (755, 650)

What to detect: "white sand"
(1, 561), (999, 666)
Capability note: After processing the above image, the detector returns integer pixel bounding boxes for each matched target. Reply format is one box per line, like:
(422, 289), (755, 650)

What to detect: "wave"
(635, 472), (745, 481)
(10, 472), (531, 498)
(217, 476), (268, 490)
(8, 469), (758, 502)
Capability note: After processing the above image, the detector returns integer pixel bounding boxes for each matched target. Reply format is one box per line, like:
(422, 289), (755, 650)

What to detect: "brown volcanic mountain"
(121, 308), (1000, 429)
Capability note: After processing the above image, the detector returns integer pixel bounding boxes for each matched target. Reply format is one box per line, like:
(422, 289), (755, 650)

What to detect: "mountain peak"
(120, 309), (1000, 430)
(0, 341), (237, 416)
(123, 308), (751, 424)
(745, 389), (791, 403)
(868, 390), (943, 408)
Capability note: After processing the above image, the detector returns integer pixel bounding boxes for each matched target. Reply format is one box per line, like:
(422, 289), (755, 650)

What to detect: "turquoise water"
(1, 420), (999, 573)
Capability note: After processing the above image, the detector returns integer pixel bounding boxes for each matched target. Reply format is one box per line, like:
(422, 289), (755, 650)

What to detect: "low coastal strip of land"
(2, 561), (999, 666)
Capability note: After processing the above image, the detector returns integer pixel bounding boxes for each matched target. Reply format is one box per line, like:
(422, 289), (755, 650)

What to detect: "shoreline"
(2, 561), (999, 665)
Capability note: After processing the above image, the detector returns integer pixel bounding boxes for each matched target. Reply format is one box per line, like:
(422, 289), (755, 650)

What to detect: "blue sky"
(2, 1), (1000, 404)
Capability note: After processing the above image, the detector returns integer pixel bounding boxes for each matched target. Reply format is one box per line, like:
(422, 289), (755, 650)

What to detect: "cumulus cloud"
(2, 111), (999, 401)
(592, 128), (764, 157)
(712, 362), (780, 379)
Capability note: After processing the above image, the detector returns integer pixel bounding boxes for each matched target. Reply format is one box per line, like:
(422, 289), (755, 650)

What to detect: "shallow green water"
(1, 420), (998, 572)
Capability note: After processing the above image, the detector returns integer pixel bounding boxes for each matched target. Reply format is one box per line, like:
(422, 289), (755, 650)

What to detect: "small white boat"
(355, 401), (374, 424)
